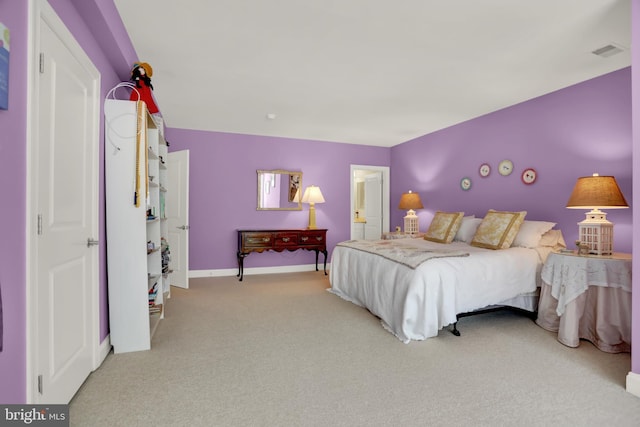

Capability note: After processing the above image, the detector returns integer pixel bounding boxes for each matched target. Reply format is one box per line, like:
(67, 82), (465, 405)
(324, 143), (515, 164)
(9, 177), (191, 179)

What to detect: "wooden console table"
(237, 229), (328, 281)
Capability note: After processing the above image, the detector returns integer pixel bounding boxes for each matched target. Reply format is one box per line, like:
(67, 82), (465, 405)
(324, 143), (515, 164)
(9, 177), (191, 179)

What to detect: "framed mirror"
(257, 169), (303, 210)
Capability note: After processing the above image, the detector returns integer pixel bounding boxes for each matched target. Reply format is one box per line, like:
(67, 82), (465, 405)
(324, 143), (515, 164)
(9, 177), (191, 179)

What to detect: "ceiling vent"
(592, 43), (624, 58)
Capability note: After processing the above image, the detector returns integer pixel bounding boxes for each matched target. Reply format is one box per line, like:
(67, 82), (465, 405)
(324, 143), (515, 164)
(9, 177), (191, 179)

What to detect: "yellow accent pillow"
(424, 211), (464, 243)
(470, 210), (527, 249)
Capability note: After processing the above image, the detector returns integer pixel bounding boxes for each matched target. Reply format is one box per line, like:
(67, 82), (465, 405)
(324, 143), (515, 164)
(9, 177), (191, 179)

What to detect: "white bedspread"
(329, 239), (542, 343)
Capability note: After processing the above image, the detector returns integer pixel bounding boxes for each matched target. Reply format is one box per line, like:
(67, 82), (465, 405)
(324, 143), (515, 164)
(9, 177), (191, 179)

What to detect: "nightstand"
(536, 251), (632, 353)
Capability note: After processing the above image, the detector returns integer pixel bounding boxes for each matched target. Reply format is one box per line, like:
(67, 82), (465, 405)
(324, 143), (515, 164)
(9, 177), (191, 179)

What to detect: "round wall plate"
(479, 163), (491, 177)
(460, 177), (472, 191)
(521, 168), (537, 185)
(498, 159), (514, 176)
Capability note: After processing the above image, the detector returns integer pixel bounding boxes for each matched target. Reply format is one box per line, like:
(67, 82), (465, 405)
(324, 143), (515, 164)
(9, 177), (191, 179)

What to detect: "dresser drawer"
(299, 231), (326, 247)
(242, 232), (274, 248)
(274, 232), (298, 248)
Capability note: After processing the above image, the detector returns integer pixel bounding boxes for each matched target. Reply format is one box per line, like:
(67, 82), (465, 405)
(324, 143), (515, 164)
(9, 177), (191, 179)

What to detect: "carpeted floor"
(69, 272), (640, 426)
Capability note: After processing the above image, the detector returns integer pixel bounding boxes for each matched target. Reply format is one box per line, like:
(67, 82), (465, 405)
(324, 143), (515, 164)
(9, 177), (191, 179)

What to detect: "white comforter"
(329, 239), (543, 343)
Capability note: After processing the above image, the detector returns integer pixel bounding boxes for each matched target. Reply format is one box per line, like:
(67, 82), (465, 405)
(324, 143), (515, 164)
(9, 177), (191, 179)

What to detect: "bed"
(329, 212), (565, 343)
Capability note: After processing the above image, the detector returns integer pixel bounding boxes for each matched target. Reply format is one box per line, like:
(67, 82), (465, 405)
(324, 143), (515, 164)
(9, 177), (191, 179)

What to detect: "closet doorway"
(350, 165), (390, 240)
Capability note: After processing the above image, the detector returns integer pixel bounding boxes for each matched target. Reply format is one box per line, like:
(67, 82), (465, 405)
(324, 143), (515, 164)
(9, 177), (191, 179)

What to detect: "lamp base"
(307, 203), (317, 229)
(578, 209), (613, 256)
(403, 209), (419, 235)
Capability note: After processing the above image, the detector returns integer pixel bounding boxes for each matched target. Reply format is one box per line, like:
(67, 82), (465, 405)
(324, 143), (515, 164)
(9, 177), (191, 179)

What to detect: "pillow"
(454, 216), (482, 243)
(512, 220), (556, 248)
(470, 210), (527, 249)
(538, 229), (567, 249)
(424, 211), (464, 243)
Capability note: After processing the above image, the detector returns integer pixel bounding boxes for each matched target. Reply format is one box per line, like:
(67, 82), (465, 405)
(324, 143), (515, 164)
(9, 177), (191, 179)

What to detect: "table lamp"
(398, 190), (424, 234)
(302, 185), (325, 229)
(566, 173), (628, 255)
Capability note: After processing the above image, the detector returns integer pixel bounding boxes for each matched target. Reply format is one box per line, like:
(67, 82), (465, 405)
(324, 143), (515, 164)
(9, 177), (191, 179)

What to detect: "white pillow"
(538, 229), (567, 249)
(512, 220), (556, 248)
(454, 216), (482, 244)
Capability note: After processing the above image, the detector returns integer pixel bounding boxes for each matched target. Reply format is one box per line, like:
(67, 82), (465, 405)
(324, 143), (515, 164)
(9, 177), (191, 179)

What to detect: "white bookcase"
(105, 99), (171, 353)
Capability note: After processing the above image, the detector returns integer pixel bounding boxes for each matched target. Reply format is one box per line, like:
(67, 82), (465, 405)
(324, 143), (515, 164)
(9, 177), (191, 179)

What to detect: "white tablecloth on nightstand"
(536, 252), (632, 353)
(540, 252), (631, 316)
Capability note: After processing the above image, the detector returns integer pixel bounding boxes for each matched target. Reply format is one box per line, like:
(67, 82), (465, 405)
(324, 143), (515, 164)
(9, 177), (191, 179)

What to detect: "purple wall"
(391, 68), (633, 254)
(0, 0), (28, 405)
(166, 129), (390, 271)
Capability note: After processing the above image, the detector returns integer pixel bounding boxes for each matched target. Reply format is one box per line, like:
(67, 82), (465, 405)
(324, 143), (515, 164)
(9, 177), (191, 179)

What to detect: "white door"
(364, 172), (383, 240)
(167, 150), (190, 289)
(30, 1), (100, 403)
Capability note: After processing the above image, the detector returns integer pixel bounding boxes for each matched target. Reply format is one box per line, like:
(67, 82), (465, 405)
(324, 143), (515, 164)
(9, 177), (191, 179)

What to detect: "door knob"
(177, 225), (190, 230)
(87, 238), (99, 247)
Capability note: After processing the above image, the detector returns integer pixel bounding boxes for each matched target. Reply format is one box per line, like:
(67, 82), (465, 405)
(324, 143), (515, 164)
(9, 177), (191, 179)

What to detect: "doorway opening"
(350, 165), (390, 240)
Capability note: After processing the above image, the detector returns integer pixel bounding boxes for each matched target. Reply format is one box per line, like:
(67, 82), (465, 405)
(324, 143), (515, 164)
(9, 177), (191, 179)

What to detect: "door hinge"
(39, 53), (45, 74)
(37, 214), (43, 235)
(38, 374), (43, 394)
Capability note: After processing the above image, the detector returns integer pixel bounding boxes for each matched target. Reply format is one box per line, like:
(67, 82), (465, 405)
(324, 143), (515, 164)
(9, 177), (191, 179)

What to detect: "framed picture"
(289, 173), (301, 202)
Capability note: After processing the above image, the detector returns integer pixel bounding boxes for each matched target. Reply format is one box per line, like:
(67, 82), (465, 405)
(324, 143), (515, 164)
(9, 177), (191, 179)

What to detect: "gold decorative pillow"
(470, 210), (527, 249)
(424, 211), (464, 243)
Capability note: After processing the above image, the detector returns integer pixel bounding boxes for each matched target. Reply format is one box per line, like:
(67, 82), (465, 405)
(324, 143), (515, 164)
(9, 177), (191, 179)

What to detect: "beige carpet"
(70, 272), (640, 426)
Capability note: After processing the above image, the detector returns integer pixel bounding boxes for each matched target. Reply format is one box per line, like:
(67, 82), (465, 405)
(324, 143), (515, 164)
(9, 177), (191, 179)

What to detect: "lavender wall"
(391, 68), (633, 254)
(165, 129), (390, 271)
(0, 0), (28, 405)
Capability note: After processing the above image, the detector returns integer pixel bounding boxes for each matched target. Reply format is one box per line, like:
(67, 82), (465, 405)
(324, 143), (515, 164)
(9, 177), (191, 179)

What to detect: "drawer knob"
(262, 237), (270, 242)
(282, 237), (290, 242)
(301, 236), (309, 242)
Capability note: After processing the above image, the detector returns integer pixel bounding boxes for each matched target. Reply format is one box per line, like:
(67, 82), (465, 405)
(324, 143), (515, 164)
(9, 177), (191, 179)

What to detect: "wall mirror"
(257, 169), (303, 210)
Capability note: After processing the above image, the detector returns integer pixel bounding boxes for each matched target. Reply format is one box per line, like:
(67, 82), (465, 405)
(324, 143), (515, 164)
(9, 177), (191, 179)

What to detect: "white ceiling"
(113, 0), (631, 147)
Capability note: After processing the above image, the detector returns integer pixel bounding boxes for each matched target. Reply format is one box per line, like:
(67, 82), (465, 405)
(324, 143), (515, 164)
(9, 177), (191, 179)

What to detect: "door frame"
(25, 0), (101, 402)
(349, 165), (390, 239)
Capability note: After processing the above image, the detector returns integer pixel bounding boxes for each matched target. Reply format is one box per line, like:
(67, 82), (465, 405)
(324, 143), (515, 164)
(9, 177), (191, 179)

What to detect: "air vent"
(592, 44), (624, 58)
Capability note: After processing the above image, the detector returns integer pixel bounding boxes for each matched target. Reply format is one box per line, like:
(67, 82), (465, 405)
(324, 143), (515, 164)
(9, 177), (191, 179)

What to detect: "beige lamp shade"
(398, 191), (424, 210)
(566, 174), (628, 209)
(301, 185), (325, 204)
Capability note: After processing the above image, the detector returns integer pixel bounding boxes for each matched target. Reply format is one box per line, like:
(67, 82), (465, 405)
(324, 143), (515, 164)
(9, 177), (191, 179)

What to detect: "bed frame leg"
(451, 322), (460, 336)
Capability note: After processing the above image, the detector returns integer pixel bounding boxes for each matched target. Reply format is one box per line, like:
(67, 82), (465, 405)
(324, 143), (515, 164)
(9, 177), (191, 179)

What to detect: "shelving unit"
(105, 99), (171, 353)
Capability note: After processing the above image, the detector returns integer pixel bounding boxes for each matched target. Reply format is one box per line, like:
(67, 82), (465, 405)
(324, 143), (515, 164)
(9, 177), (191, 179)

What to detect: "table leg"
(322, 249), (328, 275)
(236, 252), (245, 282)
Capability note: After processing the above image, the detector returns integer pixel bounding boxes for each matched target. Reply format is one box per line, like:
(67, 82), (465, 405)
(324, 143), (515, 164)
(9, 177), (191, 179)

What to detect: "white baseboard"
(189, 263), (331, 279)
(626, 371), (640, 398)
(93, 335), (112, 370)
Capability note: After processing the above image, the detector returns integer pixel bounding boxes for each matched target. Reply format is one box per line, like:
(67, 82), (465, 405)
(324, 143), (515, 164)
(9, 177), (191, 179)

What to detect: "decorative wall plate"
(498, 159), (514, 176)
(521, 168), (537, 185)
(479, 163), (491, 177)
(460, 177), (472, 191)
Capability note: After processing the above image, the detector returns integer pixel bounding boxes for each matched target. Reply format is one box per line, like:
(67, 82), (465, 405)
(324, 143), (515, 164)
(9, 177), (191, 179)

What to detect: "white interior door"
(167, 150), (190, 289)
(364, 172), (383, 240)
(30, 1), (100, 403)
